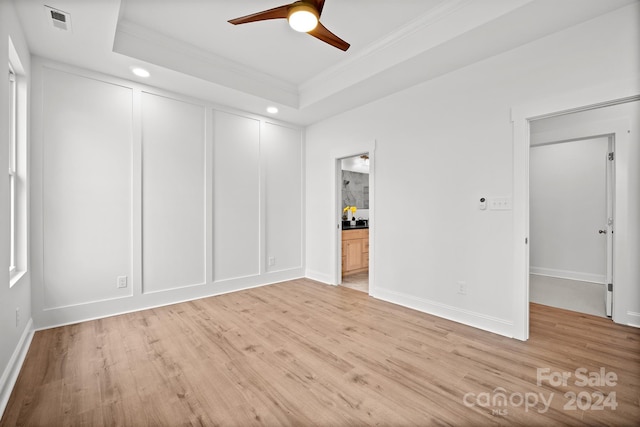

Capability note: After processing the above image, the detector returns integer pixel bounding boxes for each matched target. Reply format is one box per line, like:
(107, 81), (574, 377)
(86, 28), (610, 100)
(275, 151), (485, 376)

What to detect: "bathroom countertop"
(342, 225), (369, 230)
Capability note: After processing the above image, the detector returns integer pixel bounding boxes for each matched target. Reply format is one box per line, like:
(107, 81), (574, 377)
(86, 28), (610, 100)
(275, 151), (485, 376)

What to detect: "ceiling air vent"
(44, 5), (72, 32)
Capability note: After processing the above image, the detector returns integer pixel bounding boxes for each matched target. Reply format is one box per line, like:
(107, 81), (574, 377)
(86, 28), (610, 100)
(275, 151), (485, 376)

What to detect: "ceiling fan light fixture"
(228, 0), (350, 51)
(287, 4), (318, 32)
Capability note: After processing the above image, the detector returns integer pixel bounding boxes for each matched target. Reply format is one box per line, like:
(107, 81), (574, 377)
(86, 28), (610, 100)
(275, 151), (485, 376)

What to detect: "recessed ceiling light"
(267, 106), (279, 114)
(131, 67), (150, 78)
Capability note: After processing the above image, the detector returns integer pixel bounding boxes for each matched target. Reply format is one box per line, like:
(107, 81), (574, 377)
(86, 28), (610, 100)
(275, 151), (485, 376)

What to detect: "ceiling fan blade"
(311, 0), (326, 16)
(308, 22), (350, 51)
(228, 5), (290, 25)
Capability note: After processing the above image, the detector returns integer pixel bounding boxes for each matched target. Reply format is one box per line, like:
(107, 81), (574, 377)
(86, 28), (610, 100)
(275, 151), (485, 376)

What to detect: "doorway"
(528, 133), (614, 318)
(512, 97), (638, 341)
(338, 154), (370, 293)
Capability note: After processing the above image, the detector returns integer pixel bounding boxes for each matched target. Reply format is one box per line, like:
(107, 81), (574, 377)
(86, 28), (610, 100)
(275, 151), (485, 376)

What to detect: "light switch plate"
(489, 197), (512, 210)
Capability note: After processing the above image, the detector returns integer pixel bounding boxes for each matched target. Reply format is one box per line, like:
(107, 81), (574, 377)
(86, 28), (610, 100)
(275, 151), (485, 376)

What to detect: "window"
(8, 66), (16, 274)
(8, 35), (27, 287)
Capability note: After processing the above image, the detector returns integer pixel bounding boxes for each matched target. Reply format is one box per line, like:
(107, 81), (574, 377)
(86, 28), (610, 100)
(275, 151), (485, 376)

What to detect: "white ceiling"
(119, 0), (448, 86)
(14, 0), (638, 125)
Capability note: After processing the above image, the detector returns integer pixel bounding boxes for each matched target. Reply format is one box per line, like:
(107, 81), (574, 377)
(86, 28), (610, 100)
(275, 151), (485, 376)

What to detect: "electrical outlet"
(15, 307), (20, 327)
(268, 257), (276, 267)
(457, 281), (467, 295)
(117, 276), (128, 288)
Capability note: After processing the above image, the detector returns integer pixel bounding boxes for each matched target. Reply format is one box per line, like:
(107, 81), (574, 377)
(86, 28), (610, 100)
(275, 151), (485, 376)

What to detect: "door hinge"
(608, 283), (613, 292)
(608, 152), (614, 161)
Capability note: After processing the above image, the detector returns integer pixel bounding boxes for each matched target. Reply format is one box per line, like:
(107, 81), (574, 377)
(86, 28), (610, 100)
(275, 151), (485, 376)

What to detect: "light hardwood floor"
(2, 279), (639, 426)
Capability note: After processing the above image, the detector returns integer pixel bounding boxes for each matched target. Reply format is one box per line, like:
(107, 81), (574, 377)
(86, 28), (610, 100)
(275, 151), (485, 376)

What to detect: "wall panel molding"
(141, 92), (207, 293)
(41, 67), (133, 309)
(30, 58), (304, 329)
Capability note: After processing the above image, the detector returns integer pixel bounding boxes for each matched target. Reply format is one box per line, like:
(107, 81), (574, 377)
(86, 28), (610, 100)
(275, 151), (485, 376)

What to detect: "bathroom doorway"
(337, 153), (371, 293)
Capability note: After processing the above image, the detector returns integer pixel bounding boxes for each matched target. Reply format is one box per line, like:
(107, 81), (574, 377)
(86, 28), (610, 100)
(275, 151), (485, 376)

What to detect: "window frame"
(8, 65), (17, 275)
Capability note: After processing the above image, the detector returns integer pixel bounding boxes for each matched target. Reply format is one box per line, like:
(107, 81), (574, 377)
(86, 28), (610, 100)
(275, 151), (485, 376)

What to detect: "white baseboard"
(372, 287), (514, 338)
(0, 318), (34, 419)
(36, 269), (306, 331)
(305, 269), (334, 285)
(626, 311), (640, 328)
(530, 266), (605, 284)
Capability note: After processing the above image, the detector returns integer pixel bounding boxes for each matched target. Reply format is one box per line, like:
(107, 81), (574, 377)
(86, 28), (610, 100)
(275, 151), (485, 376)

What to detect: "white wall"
(30, 59), (304, 329)
(530, 137), (608, 283)
(305, 4), (640, 337)
(0, 0), (32, 414)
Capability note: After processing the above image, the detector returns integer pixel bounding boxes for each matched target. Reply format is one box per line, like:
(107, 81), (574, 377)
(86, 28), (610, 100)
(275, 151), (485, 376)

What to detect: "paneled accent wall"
(141, 93), (206, 292)
(31, 60), (304, 328)
(264, 122), (303, 273)
(212, 111), (260, 282)
(42, 68), (133, 309)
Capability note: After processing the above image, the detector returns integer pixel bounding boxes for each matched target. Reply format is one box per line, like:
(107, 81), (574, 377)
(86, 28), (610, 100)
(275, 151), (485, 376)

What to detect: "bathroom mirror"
(342, 170), (369, 209)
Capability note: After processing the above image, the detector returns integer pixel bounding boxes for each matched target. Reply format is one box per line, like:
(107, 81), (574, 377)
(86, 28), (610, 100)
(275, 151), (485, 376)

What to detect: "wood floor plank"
(2, 279), (639, 426)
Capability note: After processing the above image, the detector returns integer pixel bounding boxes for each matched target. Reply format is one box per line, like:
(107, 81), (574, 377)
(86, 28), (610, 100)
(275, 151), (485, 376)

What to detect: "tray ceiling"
(14, 0), (638, 125)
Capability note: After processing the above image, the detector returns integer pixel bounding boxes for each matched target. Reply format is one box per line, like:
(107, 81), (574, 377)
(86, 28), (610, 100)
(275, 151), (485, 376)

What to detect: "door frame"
(512, 84), (639, 341)
(331, 141), (376, 294)
(605, 136), (614, 317)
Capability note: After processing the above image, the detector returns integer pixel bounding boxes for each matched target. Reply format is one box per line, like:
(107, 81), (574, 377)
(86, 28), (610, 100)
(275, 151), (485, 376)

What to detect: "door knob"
(598, 230), (607, 234)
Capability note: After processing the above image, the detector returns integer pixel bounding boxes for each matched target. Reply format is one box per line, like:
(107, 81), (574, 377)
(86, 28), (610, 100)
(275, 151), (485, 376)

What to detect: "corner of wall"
(305, 269), (334, 285)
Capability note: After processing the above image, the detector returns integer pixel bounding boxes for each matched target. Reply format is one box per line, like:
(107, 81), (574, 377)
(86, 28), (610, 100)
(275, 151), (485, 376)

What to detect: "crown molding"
(112, 1), (535, 111)
(298, 0), (535, 108)
(299, 0), (472, 94)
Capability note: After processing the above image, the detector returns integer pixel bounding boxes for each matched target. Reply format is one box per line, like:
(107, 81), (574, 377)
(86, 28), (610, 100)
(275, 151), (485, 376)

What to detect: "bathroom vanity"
(341, 226), (369, 276)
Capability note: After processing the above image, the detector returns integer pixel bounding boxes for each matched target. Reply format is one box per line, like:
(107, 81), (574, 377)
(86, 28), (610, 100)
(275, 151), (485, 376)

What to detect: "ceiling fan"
(228, 0), (350, 51)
